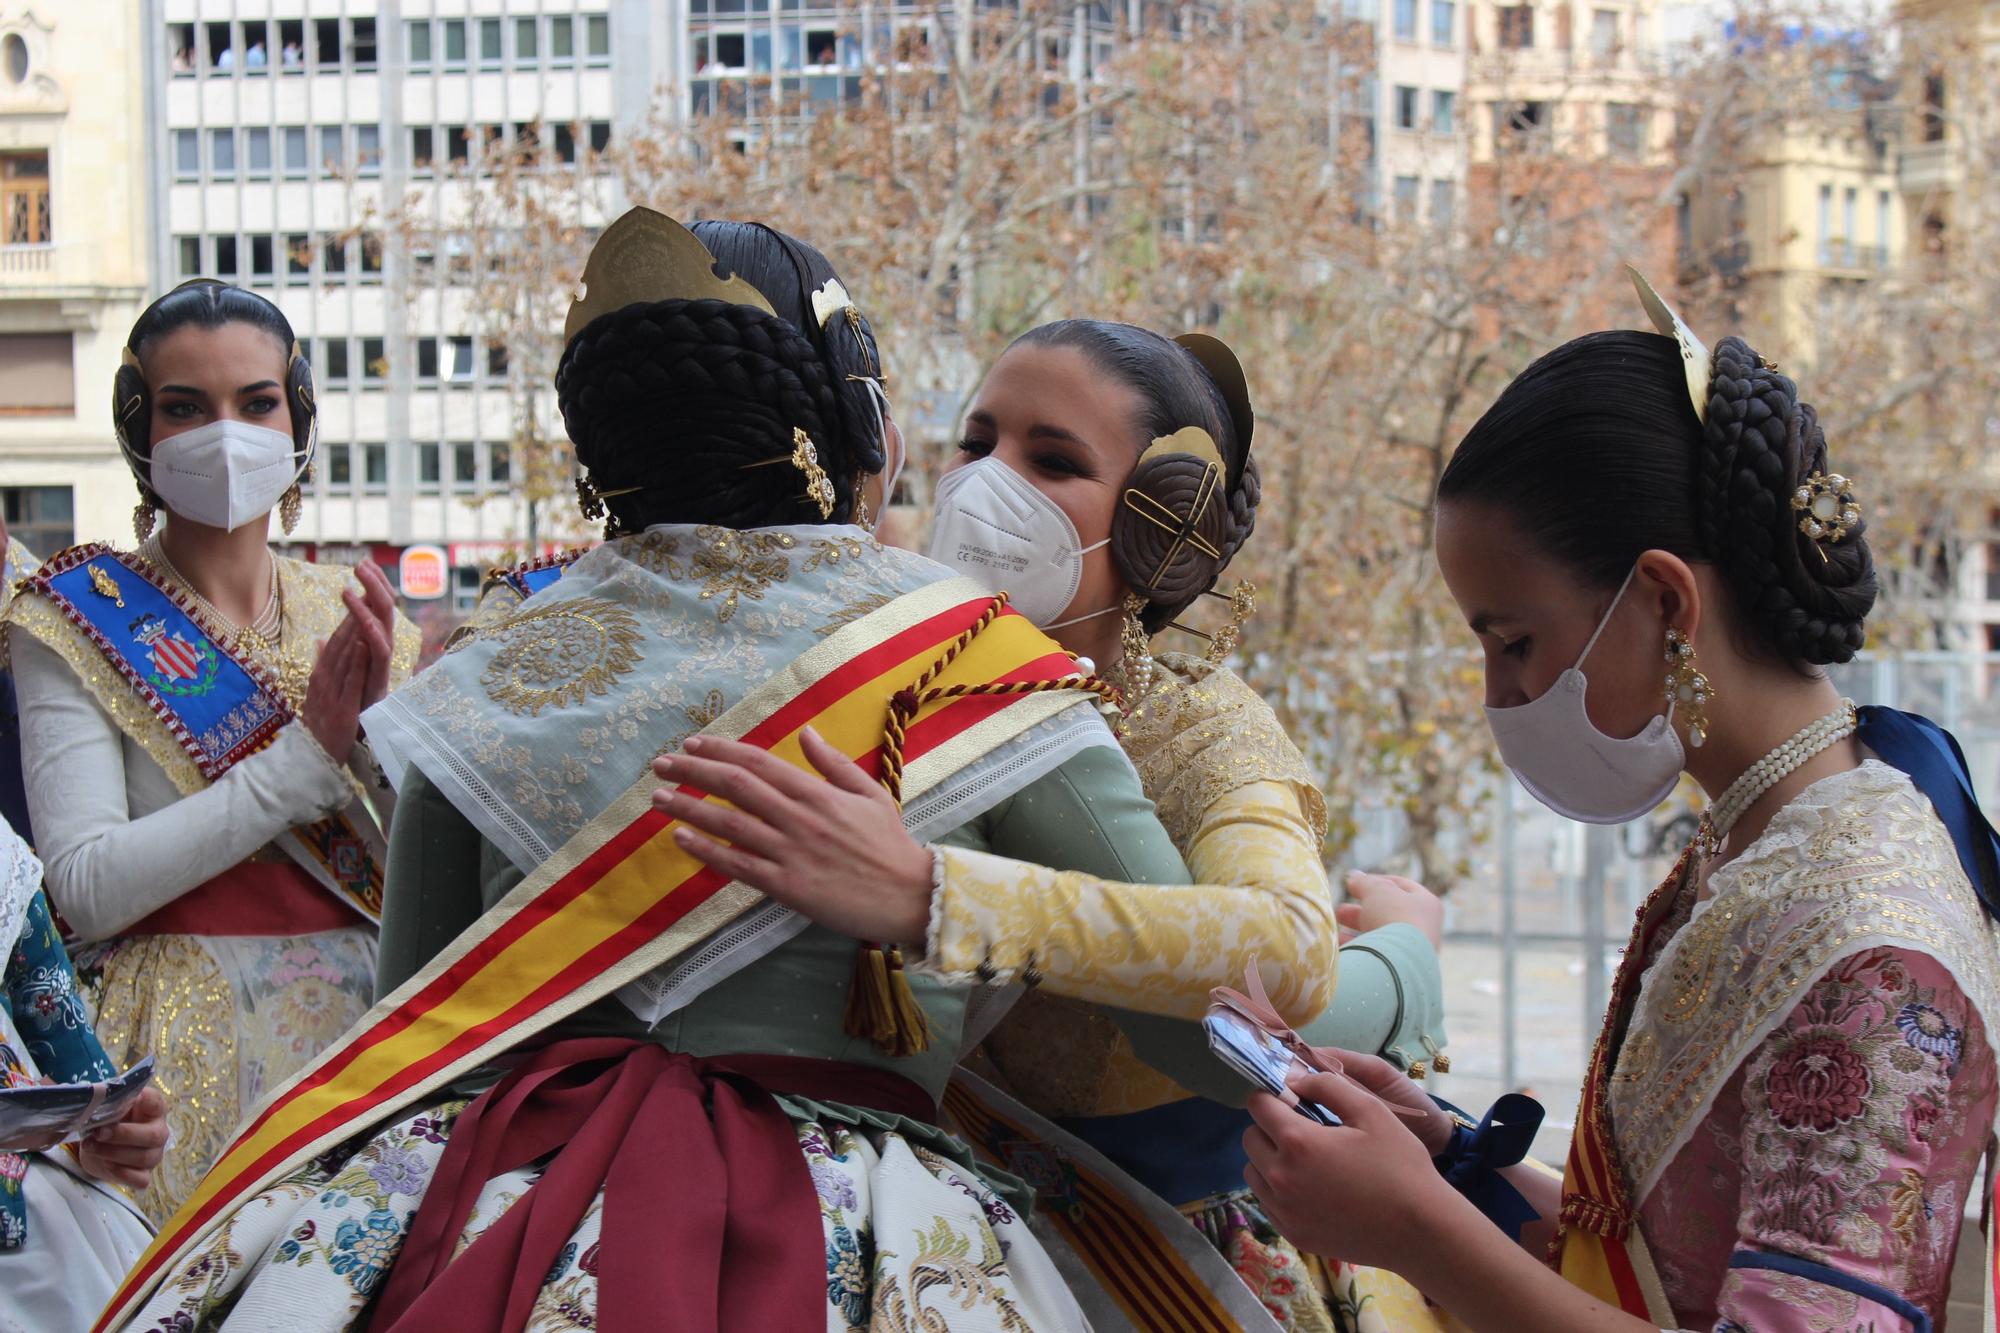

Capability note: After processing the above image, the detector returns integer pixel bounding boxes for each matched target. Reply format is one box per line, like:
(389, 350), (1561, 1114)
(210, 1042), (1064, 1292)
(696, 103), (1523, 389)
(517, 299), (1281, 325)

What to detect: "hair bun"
(1696, 336), (1877, 665)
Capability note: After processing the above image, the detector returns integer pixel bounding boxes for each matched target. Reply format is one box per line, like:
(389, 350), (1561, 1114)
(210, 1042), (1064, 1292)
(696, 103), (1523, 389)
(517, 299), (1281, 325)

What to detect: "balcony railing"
(0, 244), (53, 276)
(1815, 239), (1889, 271)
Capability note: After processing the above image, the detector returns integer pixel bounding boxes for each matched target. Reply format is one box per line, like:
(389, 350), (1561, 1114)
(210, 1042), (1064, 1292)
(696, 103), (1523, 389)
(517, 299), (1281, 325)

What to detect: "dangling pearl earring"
(1664, 627), (1715, 748)
(133, 491), (157, 544)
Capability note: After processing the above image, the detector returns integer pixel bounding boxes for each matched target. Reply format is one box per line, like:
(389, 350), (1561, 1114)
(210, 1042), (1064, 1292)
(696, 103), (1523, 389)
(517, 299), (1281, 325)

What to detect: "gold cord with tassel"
(845, 592), (1120, 1056)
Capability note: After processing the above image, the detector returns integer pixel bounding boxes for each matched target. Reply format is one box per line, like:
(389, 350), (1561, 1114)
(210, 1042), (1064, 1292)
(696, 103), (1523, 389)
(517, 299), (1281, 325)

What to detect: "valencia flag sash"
(97, 586), (1095, 1330)
(1547, 846), (1690, 1324)
(18, 543), (386, 924)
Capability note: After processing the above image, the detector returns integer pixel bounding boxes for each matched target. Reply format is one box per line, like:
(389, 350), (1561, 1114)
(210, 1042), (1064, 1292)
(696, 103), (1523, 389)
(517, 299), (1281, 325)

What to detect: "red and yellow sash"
(98, 589), (1093, 1330)
(1549, 846), (1693, 1324)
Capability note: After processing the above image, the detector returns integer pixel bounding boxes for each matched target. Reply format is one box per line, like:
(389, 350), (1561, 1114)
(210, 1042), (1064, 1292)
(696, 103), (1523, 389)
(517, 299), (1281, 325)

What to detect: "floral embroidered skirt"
(1184, 1188), (1453, 1333)
(74, 926), (378, 1224)
(125, 1094), (1092, 1332)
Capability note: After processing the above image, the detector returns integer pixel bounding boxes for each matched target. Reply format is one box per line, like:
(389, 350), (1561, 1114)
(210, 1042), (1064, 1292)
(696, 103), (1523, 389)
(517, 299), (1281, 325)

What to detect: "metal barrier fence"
(1362, 651), (2000, 1152)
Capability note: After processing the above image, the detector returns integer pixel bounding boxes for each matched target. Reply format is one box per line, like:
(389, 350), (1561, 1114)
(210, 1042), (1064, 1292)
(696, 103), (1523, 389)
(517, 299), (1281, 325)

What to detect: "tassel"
(844, 942), (932, 1056)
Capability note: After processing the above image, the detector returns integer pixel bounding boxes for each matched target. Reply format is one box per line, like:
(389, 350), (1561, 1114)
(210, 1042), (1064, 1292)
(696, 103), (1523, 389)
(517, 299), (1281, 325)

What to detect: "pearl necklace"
(143, 534), (282, 648)
(1698, 699), (1857, 857)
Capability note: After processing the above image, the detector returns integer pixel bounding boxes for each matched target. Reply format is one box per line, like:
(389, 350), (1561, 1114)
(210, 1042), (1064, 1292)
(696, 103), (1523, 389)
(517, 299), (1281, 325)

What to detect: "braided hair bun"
(1696, 336), (1876, 665)
(555, 220), (887, 532)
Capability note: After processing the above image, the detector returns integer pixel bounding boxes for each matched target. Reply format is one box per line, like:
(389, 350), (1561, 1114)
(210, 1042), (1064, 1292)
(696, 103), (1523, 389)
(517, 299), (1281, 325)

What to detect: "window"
(1818, 183), (1833, 258)
(487, 342), (508, 377)
(277, 233), (306, 283)
(319, 126), (344, 176)
(453, 442), (477, 487)
(1395, 85), (1419, 130)
(1, 153), (51, 247)
(351, 18), (377, 68)
(516, 17), (539, 63)
(176, 235), (201, 277)
(1842, 186), (1857, 253)
(241, 20), (270, 73)
(446, 125), (470, 165)
(321, 232), (348, 278)
(1606, 102), (1647, 158)
(321, 338), (350, 383)
(313, 18), (340, 68)
(213, 235), (239, 278)
(586, 14), (610, 62)
(173, 129), (200, 180)
(589, 121), (611, 154)
(246, 127), (272, 178)
(364, 444), (388, 493)
(442, 19), (467, 69)
(356, 125), (381, 177)
(407, 21), (431, 69)
(1430, 178), (1454, 227)
(361, 336), (385, 382)
(1591, 8), (1619, 58)
(452, 565), (481, 612)
(210, 128), (237, 179)
(1393, 175), (1420, 216)
(1, 486), (73, 552)
(417, 442), (441, 491)
(277, 20), (304, 70)
(1495, 100), (1546, 142)
(489, 447), (511, 484)
(554, 124), (577, 164)
(447, 337), (474, 381)
(550, 16), (574, 64)
(1393, 0), (1417, 40)
(1433, 89), (1456, 133)
(205, 21), (233, 71)
(1877, 189), (1892, 259)
(416, 337), (439, 379)
(479, 19), (502, 67)
(412, 127), (435, 172)
(283, 126), (307, 177)
(1431, 0), (1454, 44)
(1923, 72), (1945, 142)
(325, 443), (353, 492)
(0, 337), (73, 414)
(169, 23), (195, 76)
(1498, 6), (1533, 48)
(249, 234), (274, 280)
(359, 233), (382, 281)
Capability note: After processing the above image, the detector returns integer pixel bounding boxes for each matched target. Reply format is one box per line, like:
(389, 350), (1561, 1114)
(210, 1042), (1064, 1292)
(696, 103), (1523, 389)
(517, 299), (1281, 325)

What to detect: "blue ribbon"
(1431, 1092), (1545, 1242)
(1855, 706), (2000, 921)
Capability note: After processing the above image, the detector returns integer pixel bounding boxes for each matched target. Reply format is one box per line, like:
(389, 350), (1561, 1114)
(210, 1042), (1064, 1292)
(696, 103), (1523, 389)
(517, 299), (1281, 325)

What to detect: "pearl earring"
(1664, 628), (1714, 748)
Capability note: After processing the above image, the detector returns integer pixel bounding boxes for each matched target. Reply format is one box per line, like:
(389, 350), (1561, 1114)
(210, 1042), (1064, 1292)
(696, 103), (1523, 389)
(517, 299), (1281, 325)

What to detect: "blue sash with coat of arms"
(17, 544), (384, 924)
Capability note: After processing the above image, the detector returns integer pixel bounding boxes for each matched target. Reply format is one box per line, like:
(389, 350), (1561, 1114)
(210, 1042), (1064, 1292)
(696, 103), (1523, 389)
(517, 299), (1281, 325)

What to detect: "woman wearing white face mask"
(1240, 275), (2000, 1333)
(653, 318), (1449, 1331)
(2, 280), (418, 1222)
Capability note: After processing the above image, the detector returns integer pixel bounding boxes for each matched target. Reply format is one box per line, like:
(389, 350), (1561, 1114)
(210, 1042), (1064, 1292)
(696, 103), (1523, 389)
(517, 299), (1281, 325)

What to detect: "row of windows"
(176, 232), (381, 285)
(1390, 175), (1458, 225)
(172, 125), (379, 182)
(169, 14), (610, 76)
(1486, 100), (1651, 159)
(298, 334), (506, 388)
(170, 17), (376, 75)
(1392, 86), (1456, 134)
(1390, 0), (1457, 46)
(1492, 4), (1630, 57)
(405, 14), (610, 72)
(318, 441), (512, 494)
(171, 121), (614, 184)
(1815, 185), (1896, 269)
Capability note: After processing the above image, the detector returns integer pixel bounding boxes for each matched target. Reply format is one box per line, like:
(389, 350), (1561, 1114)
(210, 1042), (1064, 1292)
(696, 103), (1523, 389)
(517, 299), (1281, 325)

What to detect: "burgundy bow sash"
(366, 1038), (936, 1333)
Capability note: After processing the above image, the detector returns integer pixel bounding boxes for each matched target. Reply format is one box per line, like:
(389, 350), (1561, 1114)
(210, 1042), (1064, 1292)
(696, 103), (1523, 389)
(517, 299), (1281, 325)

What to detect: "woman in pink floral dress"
(1239, 278), (2000, 1332)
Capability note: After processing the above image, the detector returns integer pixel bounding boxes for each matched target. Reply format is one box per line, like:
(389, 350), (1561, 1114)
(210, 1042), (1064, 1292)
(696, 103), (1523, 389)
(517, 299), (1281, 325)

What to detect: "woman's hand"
(1244, 1067), (1464, 1268)
(1325, 1047), (1456, 1154)
(1338, 871), (1445, 950)
(301, 611), (368, 765)
(77, 1086), (169, 1192)
(347, 561), (400, 711)
(651, 727), (935, 948)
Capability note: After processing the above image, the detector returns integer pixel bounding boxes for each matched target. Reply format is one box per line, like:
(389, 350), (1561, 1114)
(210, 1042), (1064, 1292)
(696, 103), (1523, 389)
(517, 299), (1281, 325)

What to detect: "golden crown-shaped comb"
(564, 207), (777, 343)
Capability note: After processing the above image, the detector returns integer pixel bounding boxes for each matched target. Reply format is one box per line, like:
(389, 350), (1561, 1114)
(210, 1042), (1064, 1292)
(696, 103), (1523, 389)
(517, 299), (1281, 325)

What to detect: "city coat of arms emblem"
(131, 613), (218, 696)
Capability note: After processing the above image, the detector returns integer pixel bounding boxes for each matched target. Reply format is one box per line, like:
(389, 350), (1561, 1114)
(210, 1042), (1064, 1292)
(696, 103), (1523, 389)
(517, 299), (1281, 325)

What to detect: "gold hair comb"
(565, 207), (776, 344)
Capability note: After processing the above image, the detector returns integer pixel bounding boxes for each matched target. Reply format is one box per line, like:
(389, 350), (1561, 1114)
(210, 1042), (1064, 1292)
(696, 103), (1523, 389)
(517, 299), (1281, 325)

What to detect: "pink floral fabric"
(1643, 946), (1995, 1331)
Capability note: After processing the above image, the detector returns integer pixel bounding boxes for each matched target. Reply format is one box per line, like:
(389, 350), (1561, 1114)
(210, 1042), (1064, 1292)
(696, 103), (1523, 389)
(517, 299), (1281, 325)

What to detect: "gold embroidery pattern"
(480, 597), (646, 717)
(683, 688), (726, 731)
(1606, 763), (2000, 1200)
(818, 591), (899, 638)
(692, 527), (796, 623)
(803, 533), (872, 573)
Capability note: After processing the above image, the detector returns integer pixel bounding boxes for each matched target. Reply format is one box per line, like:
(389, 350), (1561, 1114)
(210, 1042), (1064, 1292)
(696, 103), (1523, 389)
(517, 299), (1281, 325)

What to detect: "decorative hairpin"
(811, 278), (879, 380)
(1792, 471), (1861, 554)
(1627, 266), (1714, 424)
(741, 428), (836, 520)
(575, 472), (642, 522)
(1123, 426), (1226, 591)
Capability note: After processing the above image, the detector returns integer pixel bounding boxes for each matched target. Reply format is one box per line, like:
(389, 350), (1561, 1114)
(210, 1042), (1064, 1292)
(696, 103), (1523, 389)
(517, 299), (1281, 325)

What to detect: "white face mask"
(144, 419), (306, 533)
(1482, 567), (1685, 825)
(925, 457), (1110, 626)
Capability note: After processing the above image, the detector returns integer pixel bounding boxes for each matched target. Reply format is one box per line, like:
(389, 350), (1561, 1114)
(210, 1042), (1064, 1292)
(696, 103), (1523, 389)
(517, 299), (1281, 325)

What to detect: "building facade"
(0, 2), (150, 558)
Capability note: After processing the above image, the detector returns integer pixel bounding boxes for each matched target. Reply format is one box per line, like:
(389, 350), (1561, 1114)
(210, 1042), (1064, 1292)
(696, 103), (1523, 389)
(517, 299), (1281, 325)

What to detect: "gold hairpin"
(812, 279), (878, 379)
(565, 208), (776, 344)
(740, 428), (836, 520)
(1792, 471), (1860, 559)
(575, 472), (642, 522)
